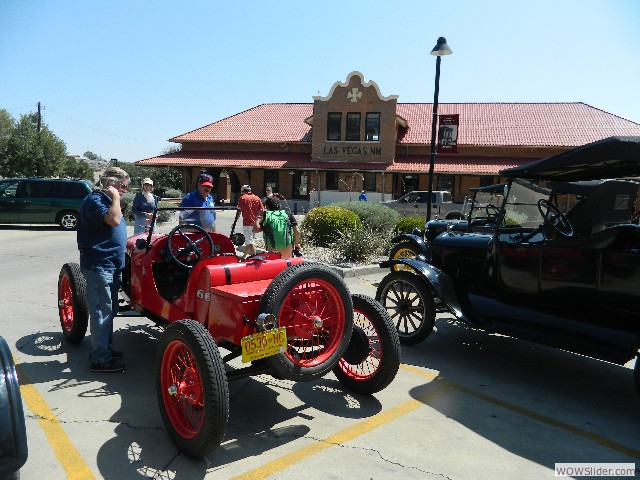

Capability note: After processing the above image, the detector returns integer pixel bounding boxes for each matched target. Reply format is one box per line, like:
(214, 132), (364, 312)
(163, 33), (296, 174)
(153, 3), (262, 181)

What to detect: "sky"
(1, 0), (639, 164)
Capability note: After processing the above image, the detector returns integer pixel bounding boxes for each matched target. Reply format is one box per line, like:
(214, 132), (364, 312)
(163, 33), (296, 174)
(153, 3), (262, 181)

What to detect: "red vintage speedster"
(57, 211), (400, 458)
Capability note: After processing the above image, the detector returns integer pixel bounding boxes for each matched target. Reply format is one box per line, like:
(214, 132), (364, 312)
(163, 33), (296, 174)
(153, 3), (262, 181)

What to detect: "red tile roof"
(138, 102), (640, 175)
(171, 104), (313, 143)
(396, 103), (640, 146)
(168, 102), (640, 147)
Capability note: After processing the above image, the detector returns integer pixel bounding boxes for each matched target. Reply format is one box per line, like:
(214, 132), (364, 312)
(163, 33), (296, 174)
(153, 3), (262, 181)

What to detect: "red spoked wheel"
(156, 320), (229, 458)
(333, 294), (400, 395)
(258, 263), (353, 382)
(57, 263), (88, 343)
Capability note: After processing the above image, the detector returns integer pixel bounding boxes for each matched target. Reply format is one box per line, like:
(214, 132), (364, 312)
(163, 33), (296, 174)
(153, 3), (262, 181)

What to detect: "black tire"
(57, 210), (79, 230)
(258, 262), (353, 382)
(333, 295), (401, 395)
(58, 263), (89, 343)
(0, 337), (28, 478)
(389, 241), (420, 272)
(375, 271), (436, 345)
(156, 320), (229, 459)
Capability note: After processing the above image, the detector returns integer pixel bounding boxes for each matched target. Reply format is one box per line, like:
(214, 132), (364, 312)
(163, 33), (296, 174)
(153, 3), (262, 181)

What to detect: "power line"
(43, 105), (147, 142)
(3, 103), (37, 112)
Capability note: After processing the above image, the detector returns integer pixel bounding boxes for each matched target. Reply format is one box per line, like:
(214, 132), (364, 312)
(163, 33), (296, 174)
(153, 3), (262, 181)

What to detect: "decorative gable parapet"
(311, 72), (398, 164)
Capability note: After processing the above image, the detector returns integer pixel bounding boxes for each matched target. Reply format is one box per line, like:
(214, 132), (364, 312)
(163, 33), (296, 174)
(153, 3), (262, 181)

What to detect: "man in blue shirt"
(77, 166), (129, 373)
(179, 173), (217, 232)
(359, 190), (368, 201)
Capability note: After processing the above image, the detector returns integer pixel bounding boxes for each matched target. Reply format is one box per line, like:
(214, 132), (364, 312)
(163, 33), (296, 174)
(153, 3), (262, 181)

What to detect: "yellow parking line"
(232, 380), (453, 480)
(235, 363), (639, 479)
(400, 364), (640, 459)
(15, 362), (96, 480)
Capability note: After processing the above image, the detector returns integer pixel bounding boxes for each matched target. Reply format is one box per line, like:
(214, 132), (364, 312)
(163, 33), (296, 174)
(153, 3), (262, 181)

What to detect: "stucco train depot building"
(136, 71), (640, 211)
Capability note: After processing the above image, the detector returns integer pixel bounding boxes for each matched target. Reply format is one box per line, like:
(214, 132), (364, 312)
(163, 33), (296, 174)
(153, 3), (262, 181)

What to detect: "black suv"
(376, 136), (640, 393)
(0, 177), (93, 230)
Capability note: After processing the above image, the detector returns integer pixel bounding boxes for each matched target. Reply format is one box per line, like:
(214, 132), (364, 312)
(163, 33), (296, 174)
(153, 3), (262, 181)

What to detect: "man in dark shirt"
(77, 166), (129, 372)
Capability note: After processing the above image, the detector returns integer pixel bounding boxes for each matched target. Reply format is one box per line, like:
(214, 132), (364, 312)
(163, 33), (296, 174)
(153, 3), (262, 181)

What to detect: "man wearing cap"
(234, 185), (264, 259)
(77, 166), (130, 372)
(179, 173), (217, 232)
(132, 177), (158, 234)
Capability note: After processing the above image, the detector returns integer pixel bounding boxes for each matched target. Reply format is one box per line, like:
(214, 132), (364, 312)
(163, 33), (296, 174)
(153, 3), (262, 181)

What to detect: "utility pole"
(37, 102), (41, 133)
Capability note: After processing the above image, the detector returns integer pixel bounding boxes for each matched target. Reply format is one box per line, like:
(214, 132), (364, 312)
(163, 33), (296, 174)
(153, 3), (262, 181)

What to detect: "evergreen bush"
(332, 201), (400, 235)
(163, 188), (182, 199)
(301, 206), (361, 247)
(395, 216), (426, 235)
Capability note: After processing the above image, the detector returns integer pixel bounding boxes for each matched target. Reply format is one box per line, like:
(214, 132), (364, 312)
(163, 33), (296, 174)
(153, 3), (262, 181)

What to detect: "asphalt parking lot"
(1, 212), (639, 479)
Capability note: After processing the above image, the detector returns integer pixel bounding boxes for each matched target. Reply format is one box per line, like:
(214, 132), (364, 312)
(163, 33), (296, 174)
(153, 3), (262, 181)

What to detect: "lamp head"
(431, 37), (452, 56)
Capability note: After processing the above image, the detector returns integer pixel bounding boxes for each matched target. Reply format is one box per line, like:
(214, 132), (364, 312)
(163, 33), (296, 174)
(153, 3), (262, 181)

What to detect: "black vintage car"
(376, 136), (640, 391)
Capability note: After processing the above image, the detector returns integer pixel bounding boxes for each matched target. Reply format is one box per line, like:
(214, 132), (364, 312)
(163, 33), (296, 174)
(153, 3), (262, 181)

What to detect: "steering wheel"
(166, 224), (214, 269)
(485, 204), (501, 218)
(537, 199), (573, 237)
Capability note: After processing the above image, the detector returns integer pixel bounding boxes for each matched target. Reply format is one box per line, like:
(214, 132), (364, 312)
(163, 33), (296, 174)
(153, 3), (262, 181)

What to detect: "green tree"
(62, 156), (94, 180)
(0, 109), (15, 170)
(1, 112), (68, 178)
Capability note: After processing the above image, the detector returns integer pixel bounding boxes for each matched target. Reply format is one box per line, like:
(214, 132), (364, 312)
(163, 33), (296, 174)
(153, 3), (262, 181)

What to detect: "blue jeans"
(81, 266), (121, 363)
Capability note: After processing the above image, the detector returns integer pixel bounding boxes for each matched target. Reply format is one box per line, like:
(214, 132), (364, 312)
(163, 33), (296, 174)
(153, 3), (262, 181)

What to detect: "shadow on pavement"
(14, 319), (384, 479)
(402, 317), (640, 470)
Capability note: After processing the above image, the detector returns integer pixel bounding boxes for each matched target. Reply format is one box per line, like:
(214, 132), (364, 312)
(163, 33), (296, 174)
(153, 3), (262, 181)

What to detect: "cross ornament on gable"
(347, 87), (362, 103)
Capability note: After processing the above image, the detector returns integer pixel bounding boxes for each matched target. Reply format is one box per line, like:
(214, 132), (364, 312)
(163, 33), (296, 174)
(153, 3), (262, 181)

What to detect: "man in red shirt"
(234, 185), (264, 259)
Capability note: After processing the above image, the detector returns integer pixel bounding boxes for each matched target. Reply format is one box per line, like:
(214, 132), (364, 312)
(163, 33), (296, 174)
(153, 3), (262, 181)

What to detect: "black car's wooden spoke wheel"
(376, 271), (436, 345)
(389, 241), (420, 272)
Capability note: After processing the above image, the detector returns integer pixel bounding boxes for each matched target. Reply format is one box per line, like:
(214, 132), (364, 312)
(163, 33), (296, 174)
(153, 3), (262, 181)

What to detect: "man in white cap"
(234, 184), (264, 259)
(132, 177), (158, 234)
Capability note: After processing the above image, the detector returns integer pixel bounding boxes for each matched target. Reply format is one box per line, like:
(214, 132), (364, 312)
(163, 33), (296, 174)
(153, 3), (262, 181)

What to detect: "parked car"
(387, 183), (505, 270)
(0, 336), (28, 480)
(380, 190), (465, 219)
(57, 207), (401, 458)
(376, 136), (640, 392)
(0, 177), (93, 230)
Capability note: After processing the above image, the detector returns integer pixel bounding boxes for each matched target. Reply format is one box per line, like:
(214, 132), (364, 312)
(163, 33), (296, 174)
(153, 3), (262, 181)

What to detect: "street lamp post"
(426, 37), (453, 222)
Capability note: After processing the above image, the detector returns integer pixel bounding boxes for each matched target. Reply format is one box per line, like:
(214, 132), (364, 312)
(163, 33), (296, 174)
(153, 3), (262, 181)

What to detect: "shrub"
(395, 216), (426, 235)
(332, 201), (400, 235)
(331, 227), (391, 264)
(301, 206), (361, 247)
(163, 188), (182, 199)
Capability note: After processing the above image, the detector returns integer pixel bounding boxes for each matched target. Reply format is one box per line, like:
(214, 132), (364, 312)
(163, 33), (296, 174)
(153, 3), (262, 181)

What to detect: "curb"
(327, 264), (384, 278)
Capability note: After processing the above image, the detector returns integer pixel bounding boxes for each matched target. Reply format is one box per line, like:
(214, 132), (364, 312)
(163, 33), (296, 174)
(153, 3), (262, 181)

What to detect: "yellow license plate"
(241, 327), (287, 363)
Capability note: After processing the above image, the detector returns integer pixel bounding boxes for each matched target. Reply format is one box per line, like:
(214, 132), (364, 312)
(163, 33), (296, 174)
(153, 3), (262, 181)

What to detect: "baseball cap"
(241, 184), (251, 192)
(198, 173), (214, 187)
(142, 177), (153, 186)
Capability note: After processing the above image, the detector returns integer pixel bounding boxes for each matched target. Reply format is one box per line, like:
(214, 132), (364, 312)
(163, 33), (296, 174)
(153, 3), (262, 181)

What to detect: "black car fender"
(389, 233), (429, 257)
(380, 258), (478, 324)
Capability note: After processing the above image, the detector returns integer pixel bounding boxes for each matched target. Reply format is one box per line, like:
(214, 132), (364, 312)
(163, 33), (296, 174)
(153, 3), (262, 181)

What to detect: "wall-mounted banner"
(437, 114), (459, 153)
